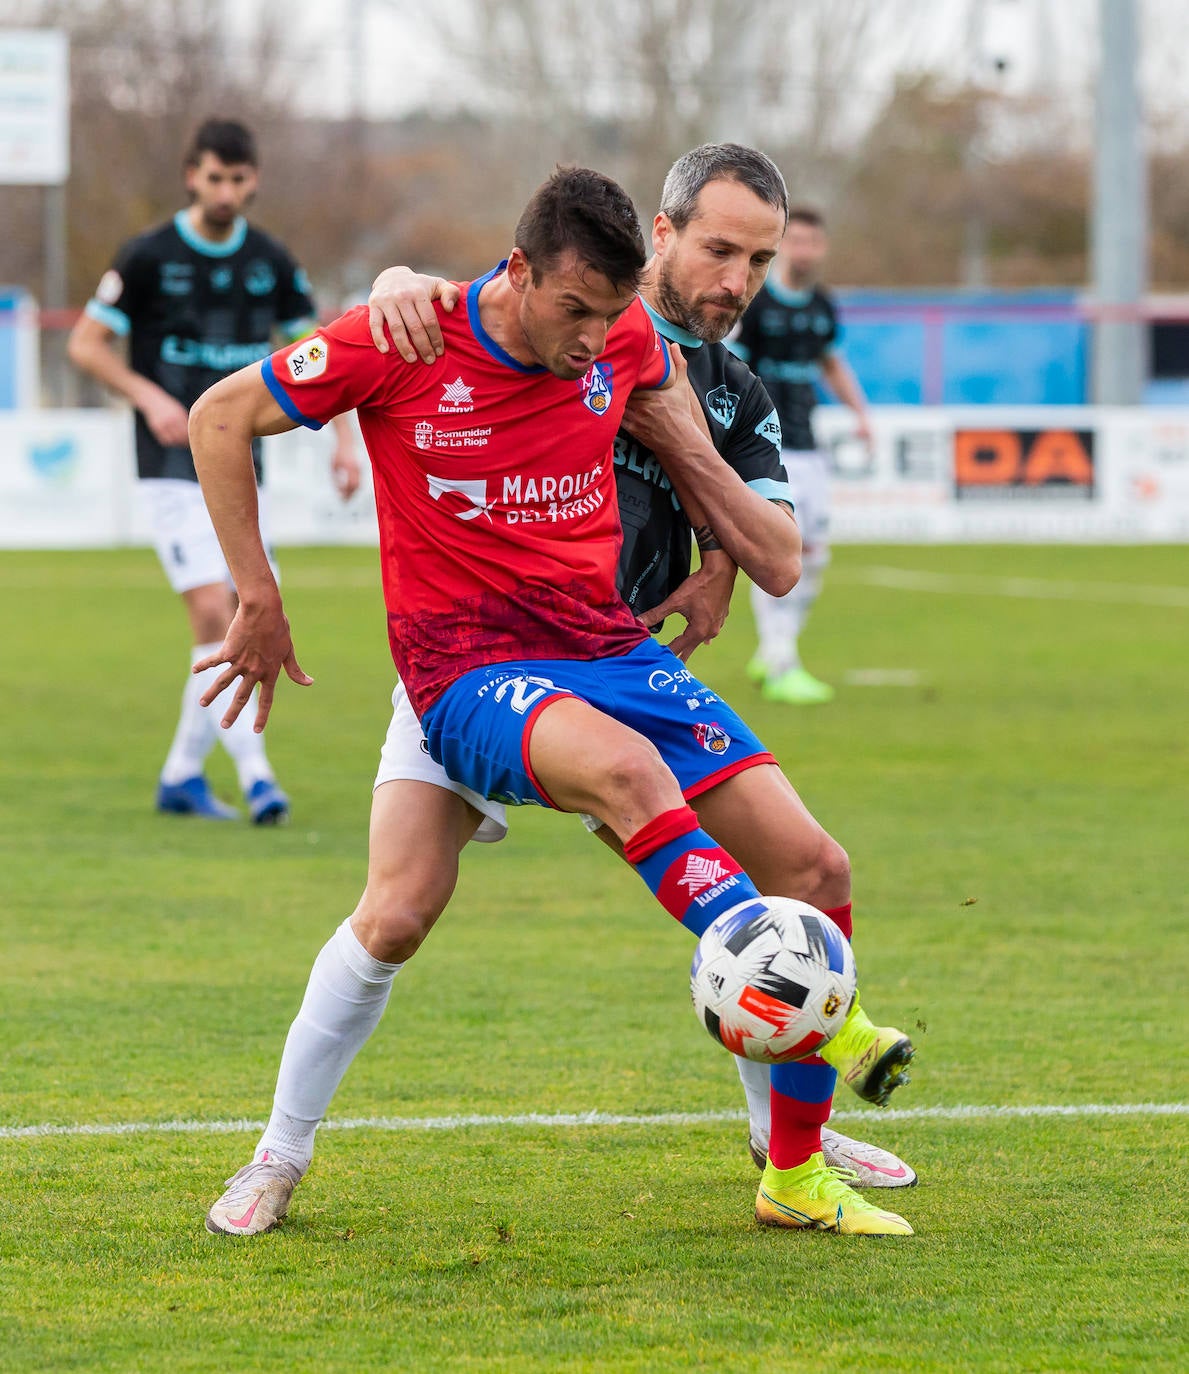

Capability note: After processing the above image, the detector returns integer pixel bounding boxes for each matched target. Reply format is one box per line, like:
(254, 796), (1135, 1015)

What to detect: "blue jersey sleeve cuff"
(651, 339), (673, 388)
(748, 476), (794, 510)
(84, 300), (130, 336)
(261, 357), (324, 430)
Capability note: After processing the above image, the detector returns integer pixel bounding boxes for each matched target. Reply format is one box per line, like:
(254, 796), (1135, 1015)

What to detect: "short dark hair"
(514, 167), (646, 294)
(788, 205), (825, 230)
(659, 143), (788, 231)
(184, 119), (258, 169)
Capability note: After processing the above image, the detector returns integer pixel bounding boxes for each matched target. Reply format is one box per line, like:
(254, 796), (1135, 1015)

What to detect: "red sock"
(768, 1086), (833, 1170)
(823, 900), (852, 941)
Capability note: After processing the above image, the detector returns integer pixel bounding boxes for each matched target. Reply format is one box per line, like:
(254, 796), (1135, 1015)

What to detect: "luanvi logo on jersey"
(286, 337), (329, 382)
(439, 377), (476, 413)
(579, 362), (613, 415)
(427, 474), (494, 522)
(705, 384), (739, 429)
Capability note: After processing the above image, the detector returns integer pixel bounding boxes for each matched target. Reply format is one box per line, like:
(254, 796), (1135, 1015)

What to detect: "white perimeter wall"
(2, 406), (1188, 548)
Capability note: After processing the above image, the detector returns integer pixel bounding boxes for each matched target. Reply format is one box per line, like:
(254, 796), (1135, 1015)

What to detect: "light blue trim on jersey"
(261, 357), (324, 431)
(278, 315), (317, 342)
(641, 297), (703, 349)
(764, 277), (814, 307)
(467, 262), (545, 374)
(748, 475), (794, 510)
(84, 299), (130, 336)
(172, 209), (248, 258)
(727, 338), (749, 363)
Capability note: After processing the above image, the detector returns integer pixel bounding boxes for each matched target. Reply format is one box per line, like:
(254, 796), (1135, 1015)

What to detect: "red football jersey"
(262, 263), (671, 715)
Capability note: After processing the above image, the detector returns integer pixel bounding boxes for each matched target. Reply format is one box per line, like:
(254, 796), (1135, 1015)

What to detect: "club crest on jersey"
(415, 421), (434, 450)
(286, 337), (329, 382)
(692, 721), (731, 754)
(580, 362), (613, 416)
(705, 384), (739, 429)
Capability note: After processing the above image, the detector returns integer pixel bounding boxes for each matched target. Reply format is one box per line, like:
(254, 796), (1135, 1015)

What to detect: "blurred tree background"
(3, 0), (1188, 308)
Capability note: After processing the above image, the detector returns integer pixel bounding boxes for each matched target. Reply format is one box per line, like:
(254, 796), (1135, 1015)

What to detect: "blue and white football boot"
(156, 775), (240, 820)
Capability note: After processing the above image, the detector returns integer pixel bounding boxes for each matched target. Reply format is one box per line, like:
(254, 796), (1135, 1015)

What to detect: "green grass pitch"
(1, 543), (1185, 1372)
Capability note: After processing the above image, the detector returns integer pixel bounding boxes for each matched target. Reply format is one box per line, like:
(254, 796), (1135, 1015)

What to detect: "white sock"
(212, 680), (276, 791)
(256, 919), (403, 1167)
(749, 551), (828, 675)
(736, 1056), (771, 1152)
(160, 642), (222, 785)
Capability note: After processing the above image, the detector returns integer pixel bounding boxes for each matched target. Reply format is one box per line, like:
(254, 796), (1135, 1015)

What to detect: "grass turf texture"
(1, 544), (1185, 1373)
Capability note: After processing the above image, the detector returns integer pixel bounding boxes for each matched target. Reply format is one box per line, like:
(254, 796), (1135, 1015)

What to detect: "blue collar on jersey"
(640, 297), (704, 349)
(173, 210), (249, 258)
(467, 261), (546, 374)
(764, 276), (815, 307)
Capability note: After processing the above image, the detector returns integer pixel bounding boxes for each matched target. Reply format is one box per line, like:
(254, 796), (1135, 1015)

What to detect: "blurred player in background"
(733, 207), (872, 705)
(68, 118), (360, 822)
(193, 156), (916, 1241)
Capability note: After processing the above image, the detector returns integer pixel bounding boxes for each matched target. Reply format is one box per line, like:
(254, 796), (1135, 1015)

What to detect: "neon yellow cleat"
(819, 997), (915, 1108)
(746, 653), (772, 684)
(756, 1153), (913, 1234)
(762, 666), (835, 704)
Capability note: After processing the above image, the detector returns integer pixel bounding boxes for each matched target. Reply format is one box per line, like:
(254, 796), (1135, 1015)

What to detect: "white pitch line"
(1, 1102), (1185, 1142)
(848, 565), (1189, 608)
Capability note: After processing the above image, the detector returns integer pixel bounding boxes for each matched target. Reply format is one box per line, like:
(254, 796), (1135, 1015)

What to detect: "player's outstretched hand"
(621, 344), (700, 448)
(332, 441), (362, 501)
(368, 267), (460, 363)
(638, 552), (738, 663)
(194, 601), (313, 733)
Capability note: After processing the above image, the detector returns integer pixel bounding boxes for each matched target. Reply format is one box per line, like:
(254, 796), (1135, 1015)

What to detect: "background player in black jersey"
(67, 118), (361, 822)
(733, 207), (873, 706)
(203, 144), (915, 1239)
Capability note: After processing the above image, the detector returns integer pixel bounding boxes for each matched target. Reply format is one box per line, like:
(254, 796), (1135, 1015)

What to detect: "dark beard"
(653, 264), (741, 344)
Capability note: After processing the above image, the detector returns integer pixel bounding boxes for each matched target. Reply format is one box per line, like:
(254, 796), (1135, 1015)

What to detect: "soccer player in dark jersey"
(67, 118), (360, 822)
(733, 207), (873, 705)
(192, 163), (916, 1240)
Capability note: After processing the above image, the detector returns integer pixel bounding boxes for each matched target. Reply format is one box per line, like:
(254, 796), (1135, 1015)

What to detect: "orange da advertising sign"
(954, 429), (1095, 500)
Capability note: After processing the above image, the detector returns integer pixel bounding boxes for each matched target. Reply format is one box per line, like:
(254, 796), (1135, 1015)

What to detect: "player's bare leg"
(206, 781), (479, 1235)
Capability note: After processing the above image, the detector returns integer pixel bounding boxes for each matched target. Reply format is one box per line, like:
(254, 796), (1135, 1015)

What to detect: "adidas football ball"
(690, 897), (856, 1064)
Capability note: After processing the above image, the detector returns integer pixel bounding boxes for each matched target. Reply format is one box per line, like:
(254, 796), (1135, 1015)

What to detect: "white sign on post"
(0, 28), (69, 185)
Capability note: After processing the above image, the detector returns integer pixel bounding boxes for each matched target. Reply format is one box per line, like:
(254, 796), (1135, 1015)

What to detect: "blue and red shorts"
(420, 638), (776, 809)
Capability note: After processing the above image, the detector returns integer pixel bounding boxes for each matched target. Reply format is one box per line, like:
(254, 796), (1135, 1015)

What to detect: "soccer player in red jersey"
(192, 167), (915, 1238)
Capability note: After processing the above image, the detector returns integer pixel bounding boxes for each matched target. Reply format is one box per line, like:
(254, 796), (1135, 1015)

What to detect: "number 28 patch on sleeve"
(286, 336), (329, 382)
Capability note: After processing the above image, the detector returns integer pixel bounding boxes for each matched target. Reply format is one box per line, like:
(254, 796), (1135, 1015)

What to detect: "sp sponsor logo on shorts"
(286, 336), (329, 382)
(580, 362), (613, 415)
(647, 667), (694, 694)
(692, 721), (731, 754)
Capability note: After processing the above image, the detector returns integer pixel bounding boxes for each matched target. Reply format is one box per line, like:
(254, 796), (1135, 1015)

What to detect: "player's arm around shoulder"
(621, 346), (800, 598)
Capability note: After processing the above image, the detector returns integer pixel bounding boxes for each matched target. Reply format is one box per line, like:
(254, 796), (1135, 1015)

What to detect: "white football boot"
(749, 1126), (917, 1189)
(205, 1150), (306, 1236)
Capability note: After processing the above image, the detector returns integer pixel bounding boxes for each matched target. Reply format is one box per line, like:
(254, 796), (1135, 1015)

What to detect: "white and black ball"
(690, 897), (857, 1064)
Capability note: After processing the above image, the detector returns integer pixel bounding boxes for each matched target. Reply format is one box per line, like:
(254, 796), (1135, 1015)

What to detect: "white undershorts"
(779, 448), (831, 552)
(140, 478), (278, 595)
(374, 680), (508, 844)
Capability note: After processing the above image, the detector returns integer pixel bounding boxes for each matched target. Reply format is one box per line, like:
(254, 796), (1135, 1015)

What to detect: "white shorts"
(374, 680), (508, 844)
(140, 478), (277, 595)
(779, 449), (831, 554)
